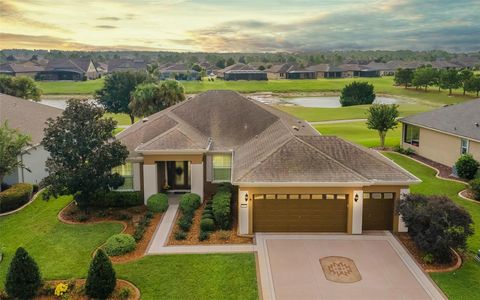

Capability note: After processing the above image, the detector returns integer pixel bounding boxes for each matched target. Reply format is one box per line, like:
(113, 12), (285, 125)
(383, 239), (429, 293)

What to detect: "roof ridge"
(135, 125), (179, 151)
(295, 136), (370, 182)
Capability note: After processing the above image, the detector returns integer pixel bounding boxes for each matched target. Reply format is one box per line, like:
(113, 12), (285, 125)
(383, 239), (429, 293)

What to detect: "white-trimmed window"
(404, 124), (420, 146)
(460, 139), (469, 155)
(212, 154), (232, 182)
(112, 163), (133, 190)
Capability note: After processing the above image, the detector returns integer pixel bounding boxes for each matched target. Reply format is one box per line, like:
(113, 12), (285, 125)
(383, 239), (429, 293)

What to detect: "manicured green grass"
(37, 78), (104, 95)
(315, 121), (401, 148)
(0, 195), (122, 284)
(278, 102), (434, 122)
(0, 196), (258, 299)
(104, 113), (136, 126)
(115, 254), (258, 300)
(383, 152), (480, 299)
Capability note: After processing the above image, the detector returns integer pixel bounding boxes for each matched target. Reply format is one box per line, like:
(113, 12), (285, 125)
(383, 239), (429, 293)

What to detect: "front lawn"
(0, 195), (258, 299)
(37, 78), (105, 95)
(384, 152), (480, 299)
(315, 121), (401, 148)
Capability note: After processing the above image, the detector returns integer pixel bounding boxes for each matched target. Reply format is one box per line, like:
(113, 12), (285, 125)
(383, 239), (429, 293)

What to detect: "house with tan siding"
(400, 99), (480, 168)
(116, 91), (420, 235)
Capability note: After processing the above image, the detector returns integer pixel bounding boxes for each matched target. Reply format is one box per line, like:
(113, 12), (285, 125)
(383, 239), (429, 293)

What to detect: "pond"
(40, 98), (95, 110)
(280, 96), (400, 108)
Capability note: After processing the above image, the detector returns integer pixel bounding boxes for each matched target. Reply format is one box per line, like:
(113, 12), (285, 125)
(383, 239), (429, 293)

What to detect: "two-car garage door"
(253, 194), (348, 232)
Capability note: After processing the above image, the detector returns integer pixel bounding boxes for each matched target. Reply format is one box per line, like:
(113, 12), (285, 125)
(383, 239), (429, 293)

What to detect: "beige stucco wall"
(267, 73), (282, 80)
(238, 185), (405, 235)
(402, 125), (480, 167)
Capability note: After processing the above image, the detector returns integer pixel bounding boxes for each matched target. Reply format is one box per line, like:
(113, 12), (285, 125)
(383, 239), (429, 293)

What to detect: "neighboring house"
(107, 59), (147, 73)
(266, 63), (317, 80)
(217, 63), (254, 78)
(400, 99), (480, 168)
(306, 64), (343, 78)
(94, 61), (108, 76)
(224, 70), (268, 81)
(0, 62), (45, 78)
(198, 62), (220, 75)
(429, 60), (459, 70)
(116, 90), (419, 235)
(0, 94), (63, 185)
(159, 63), (200, 81)
(365, 62), (396, 76)
(338, 64), (379, 78)
(38, 58), (99, 80)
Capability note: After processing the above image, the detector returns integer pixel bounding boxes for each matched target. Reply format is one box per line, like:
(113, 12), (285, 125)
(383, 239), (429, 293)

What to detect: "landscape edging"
(0, 188), (44, 217)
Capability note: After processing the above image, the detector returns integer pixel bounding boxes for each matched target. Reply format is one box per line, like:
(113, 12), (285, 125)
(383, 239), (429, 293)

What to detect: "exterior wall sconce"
(244, 193), (249, 203)
(354, 194), (359, 202)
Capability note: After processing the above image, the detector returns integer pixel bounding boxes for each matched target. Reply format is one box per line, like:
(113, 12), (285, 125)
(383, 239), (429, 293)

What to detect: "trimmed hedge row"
(174, 193), (201, 240)
(0, 183), (34, 213)
(91, 191), (143, 208)
(212, 183), (233, 230)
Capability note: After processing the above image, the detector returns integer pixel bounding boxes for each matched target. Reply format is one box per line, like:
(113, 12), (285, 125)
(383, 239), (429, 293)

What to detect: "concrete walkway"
(146, 195), (256, 254)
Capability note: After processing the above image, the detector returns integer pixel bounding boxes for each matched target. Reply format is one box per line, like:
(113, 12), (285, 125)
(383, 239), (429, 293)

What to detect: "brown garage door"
(253, 194), (348, 232)
(362, 192), (395, 230)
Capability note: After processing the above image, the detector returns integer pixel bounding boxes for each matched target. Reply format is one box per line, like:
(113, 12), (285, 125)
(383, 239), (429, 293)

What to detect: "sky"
(1, 0), (479, 52)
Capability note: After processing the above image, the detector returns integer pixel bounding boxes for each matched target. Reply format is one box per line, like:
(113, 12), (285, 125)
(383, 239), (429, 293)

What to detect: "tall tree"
(439, 69), (462, 95)
(146, 63), (160, 79)
(412, 67), (437, 91)
(238, 56), (247, 64)
(366, 104), (399, 149)
(215, 58), (226, 69)
(0, 122), (31, 189)
(129, 80), (185, 118)
(6, 247), (42, 299)
(459, 69), (474, 95)
(42, 100), (128, 209)
(0, 75), (41, 101)
(226, 57), (235, 66)
(464, 75), (480, 96)
(95, 71), (149, 124)
(394, 68), (414, 88)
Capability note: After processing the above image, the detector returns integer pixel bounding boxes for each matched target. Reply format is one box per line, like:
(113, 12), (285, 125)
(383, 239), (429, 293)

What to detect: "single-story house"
(306, 64), (343, 78)
(217, 63), (254, 79)
(365, 62), (396, 76)
(338, 64), (380, 78)
(0, 93), (63, 185)
(38, 58), (99, 81)
(400, 99), (480, 168)
(107, 59), (147, 73)
(198, 62), (220, 75)
(94, 61), (109, 76)
(116, 90), (419, 235)
(159, 64), (201, 81)
(224, 70), (268, 81)
(0, 62), (45, 78)
(266, 63), (317, 80)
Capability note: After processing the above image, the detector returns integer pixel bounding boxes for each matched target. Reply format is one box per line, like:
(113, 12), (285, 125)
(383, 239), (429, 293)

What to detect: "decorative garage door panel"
(362, 192), (395, 230)
(253, 195), (348, 232)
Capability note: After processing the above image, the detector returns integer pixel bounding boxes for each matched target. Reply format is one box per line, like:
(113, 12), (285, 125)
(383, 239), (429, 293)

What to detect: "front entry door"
(166, 161), (190, 190)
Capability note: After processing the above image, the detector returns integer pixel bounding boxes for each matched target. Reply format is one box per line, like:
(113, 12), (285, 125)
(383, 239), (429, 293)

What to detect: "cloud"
(95, 25), (117, 29)
(97, 16), (121, 21)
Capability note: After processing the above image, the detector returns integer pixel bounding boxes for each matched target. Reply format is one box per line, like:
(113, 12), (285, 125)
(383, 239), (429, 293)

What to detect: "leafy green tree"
(366, 104), (399, 149)
(0, 122), (31, 189)
(258, 65), (266, 71)
(0, 75), (41, 101)
(394, 68), (414, 88)
(129, 80), (185, 118)
(238, 56), (247, 64)
(215, 59), (226, 69)
(340, 81), (376, 107)
(6, 247), (42, 299)
(412, 67), (437, 91)
(191, 64), (202, 72)
(459, 69), (473, 95)
(226, 57), (235, 66)
(85, 249), (116, 299)
(464, 75), (480, 96)
(146, 63), (160, 79)
(439, 69), (462, 95)
(95, 71), (149, 124)
(42, 100), (128, 209)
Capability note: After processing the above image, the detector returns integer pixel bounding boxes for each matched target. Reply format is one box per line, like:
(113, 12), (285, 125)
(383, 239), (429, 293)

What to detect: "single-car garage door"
(362, 192), (395, 230)
(253, 193), (348, 232)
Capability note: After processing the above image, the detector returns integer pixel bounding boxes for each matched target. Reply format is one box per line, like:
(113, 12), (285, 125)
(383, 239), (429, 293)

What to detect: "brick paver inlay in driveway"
(320, 256), (361, 283)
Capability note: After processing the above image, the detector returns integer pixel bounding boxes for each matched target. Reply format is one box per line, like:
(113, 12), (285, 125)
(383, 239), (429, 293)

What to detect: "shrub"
(104, 234), (136, 256)
(133, 225), (146, 241)
(199, 231), (210, 241)
(398, 194), (474, 263)
(175, 230), (187, 240)
(212, 191), (231, 230)
(455, 154), (479, 180)
(340, 81), (376, 107)
(5, 247), (42, 299)
(177, 217), (192, 231)
(217, 182), (233, 194)
(147, 193), (169, 213)
(0, 183), (33, 213)
(200, 218), (215, 231)
(393, 145), (415, 156)
(469, 178), (480, 200)
(179, 193), (201, 214)
(202, 213), (214, 220)
(91, 191), (143, 208)
(85, 249), (116, 299)
(118, 287), (132, 300)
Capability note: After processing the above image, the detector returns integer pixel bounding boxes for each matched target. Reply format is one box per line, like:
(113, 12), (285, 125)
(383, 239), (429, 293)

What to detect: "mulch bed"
(59, 203), (163, 263)
(36, 279), (140, 300)
(168, 201), (252, 245)
(409, 154), (467, 182)
(396, 233), (461, 273)
(460, 189), (479, 202)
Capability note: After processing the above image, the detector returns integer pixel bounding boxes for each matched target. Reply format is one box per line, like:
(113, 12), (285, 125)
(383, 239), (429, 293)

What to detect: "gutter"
(232, 180), (420, 188)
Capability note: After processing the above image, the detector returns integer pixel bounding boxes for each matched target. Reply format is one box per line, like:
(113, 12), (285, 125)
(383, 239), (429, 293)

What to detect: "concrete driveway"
(256, 232), (445, 300)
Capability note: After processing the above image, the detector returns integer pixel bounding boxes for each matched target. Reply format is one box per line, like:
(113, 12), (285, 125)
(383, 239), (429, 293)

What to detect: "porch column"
(238, 189), (249, 235)
(143, 164), (158, 203)
(352, 190), (363, 234)
(398, 188), (410, 232)
(132, 162), (142, 191)
(191, 162), (204, 201)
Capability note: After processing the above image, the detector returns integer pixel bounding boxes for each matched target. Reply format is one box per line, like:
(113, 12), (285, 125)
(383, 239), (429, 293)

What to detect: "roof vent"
(142, 117), (149, 123)
(292, 126), (299, 131)
(476, 122), (479, 127)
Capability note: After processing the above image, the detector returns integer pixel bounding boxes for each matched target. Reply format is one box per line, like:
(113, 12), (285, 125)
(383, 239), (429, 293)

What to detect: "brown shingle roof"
(0, 94), (63, 145)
